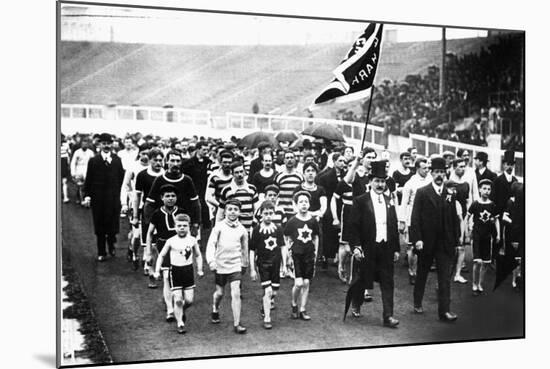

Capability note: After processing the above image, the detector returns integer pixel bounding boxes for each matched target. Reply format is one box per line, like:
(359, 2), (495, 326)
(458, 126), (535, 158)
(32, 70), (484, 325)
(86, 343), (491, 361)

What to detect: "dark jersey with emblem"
(150, 206), (187, 242)
(284, 215), (320, 255)
(468, 200), (497, 239)
(250, 223), (284, 264)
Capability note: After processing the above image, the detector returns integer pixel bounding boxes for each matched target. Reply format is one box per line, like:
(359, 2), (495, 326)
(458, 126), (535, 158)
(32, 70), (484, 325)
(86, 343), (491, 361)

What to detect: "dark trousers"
(96, 233), (116, 256)
(413, 246), (453, 316)
(353, 242), (395, 319)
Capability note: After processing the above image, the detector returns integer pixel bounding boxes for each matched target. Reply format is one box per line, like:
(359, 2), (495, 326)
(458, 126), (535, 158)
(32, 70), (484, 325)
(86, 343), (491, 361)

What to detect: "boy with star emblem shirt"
(466, 179), (499, 294)
(283, 191), (319, 321)
(250, 200), (285, 329)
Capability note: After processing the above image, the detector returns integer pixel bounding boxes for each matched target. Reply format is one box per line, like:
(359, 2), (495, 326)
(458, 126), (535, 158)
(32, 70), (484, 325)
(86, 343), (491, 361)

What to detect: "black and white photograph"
(56, 0), (527, 367)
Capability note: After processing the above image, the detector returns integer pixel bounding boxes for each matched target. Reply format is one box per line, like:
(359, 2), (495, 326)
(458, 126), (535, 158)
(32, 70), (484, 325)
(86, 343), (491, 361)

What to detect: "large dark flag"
(313, 23), (383, 106)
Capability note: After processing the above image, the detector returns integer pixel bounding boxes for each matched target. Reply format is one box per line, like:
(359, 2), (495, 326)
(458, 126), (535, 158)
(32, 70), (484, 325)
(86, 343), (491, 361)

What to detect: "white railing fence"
(60, 104), (523, 179)
(410, 133), (524, 180)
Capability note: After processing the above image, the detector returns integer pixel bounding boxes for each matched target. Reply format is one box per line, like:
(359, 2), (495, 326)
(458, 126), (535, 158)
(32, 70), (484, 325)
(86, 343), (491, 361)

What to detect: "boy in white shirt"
(206, 199), (249, 334)
(154, 214), (203, 334)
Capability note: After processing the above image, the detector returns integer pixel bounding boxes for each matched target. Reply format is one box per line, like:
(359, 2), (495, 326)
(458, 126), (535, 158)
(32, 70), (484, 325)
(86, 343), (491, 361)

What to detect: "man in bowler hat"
(348, 160), (400, 328)
(410, 157), (461, 322)
(83, 133), (125, 261)
(474, 151), (497, 186)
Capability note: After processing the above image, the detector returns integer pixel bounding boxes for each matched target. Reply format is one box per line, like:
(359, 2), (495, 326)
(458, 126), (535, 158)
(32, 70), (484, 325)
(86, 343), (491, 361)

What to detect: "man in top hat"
(83, 133), (125, 261)
(474, 152), (497, 187)
(492, 150), (518, 258)
(492, 151), (518, 217)
(410, 157), (461, 322)
(348, 160), (400, 328)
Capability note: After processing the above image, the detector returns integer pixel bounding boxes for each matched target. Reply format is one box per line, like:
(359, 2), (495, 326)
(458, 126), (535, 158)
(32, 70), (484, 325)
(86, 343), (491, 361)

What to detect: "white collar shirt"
(101, 151), (112, 164)
(432, 182), (443, 196)
(369, 190), (387, 242)
(504, 171), (514, 182)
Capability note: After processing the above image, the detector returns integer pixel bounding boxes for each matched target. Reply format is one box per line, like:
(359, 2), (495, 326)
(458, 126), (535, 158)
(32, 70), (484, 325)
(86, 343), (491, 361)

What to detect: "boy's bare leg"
(62, 178), (69, 202)
(263, 287), (273, 322)
(173, 290), (184, 326)
(407, 246), (417, 276)
(300, 279), (310, 312)
(292, 278), (303, 307)
(212, 285), (224, 312)
(472, 260), (480, 289)
(479, 262), (488, 290)
(162, 270), (174, 317)
(454, 246), (467, 282)
(230, 281), (242, 326)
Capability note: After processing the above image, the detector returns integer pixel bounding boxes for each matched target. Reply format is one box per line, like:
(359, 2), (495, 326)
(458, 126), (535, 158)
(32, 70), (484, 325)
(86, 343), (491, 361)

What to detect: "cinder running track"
(61, 197), (523, 365)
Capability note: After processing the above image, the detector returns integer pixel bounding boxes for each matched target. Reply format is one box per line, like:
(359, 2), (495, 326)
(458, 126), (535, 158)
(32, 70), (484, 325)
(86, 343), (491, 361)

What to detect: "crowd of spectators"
(333, 33), (524, 152)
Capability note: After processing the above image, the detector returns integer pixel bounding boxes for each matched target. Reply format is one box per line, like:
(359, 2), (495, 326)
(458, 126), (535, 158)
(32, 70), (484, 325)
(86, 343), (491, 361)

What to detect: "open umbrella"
(238, 131), (279, 149)
(275, 130), (300, 143)
(302, 122), (346, 142)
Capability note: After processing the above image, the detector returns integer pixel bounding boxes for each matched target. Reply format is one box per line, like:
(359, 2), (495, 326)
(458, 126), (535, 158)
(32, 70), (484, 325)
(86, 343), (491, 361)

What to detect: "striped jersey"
(207, 160), (220, 176)
(275, 170), (304, 217)
(207, 171), (233, 203)
(219, 181), (259, 232)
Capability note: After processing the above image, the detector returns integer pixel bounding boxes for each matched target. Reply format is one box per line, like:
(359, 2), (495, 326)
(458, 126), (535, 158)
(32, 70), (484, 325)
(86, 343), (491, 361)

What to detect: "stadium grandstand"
(60, 7), (524, 178)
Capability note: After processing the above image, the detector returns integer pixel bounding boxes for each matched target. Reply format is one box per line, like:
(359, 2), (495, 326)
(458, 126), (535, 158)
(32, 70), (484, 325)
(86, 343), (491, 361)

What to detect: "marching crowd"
(60, 131), (524, 335)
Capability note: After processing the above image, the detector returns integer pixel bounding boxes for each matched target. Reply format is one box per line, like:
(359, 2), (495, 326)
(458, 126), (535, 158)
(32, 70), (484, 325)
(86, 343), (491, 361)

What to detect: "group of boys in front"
(65, 133), (523, 335)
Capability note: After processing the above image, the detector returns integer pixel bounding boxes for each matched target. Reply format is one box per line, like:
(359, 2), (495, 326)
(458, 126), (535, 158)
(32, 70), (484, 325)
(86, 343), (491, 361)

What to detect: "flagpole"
(360, 86), (375, 152)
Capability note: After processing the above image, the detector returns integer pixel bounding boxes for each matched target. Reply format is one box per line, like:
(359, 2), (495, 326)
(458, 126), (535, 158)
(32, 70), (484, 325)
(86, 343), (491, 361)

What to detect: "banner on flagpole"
(312, 23), (384, 107)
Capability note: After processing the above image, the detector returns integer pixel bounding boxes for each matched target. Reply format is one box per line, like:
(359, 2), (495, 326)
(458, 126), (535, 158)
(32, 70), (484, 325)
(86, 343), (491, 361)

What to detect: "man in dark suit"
(474, 152), (497, 186)
(492, 150), (518, 260)
(83, 133), (125, 261)
(492, 150), (518, 217)
(348, 161), (400, 328)
(410, 157), (460, 322)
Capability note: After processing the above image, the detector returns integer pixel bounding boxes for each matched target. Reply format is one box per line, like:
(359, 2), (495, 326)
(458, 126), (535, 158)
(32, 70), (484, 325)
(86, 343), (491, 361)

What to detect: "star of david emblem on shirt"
(479, 209), (491, 223)
(297, 224), (313, 243)
(264, 236), (277, 251)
